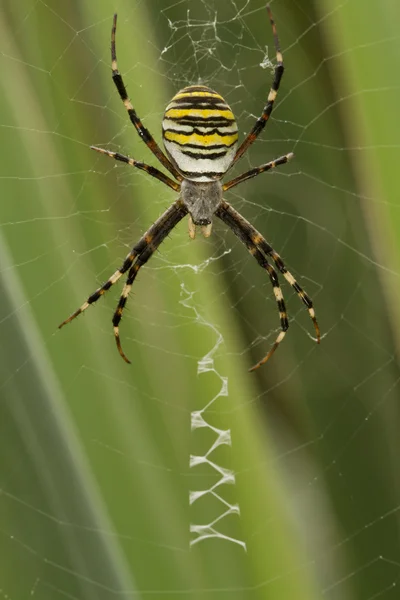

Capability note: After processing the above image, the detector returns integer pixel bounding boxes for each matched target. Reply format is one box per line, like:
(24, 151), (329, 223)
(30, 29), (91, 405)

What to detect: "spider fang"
(188, 215), (196, 239)
(201, 223), (212, 238)
(188, 215), (213, 238)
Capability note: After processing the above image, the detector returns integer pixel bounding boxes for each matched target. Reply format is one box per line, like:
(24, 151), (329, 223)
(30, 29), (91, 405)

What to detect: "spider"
(59, 6), (320, 372)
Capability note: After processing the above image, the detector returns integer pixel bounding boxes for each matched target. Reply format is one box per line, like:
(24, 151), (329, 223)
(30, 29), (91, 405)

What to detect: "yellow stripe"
(164, 108), (234, 120)
(173, 91), (223, 100)
(164, 130), (238, 146)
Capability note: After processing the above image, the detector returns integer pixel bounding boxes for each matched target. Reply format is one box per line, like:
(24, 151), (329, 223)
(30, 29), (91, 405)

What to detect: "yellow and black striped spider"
(59, 6), (320, 371)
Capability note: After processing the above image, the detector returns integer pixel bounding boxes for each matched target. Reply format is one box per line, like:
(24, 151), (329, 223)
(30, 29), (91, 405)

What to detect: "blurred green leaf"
(0, 1), (326, 599)
(1, 0), (400, 599)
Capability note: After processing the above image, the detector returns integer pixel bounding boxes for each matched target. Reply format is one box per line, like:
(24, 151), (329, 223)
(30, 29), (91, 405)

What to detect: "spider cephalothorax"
(59, 6), (320, 371)
(180, 179), (223, 238)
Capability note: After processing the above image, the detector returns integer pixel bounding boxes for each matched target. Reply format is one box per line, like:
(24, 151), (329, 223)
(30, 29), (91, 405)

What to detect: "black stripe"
(302, 292), (313, 308)
(165, 139), (236, 150)
(102, 280), (113, 291)
(179, 169), (223, 177)
(181, 149), (228, 160)
(171, 95), (225, 106)
(293, 282), (303, 294)
(164, 115), (235, 125)
(166, 100), (230, 109)
(163, 127), (236, 137)
(277, 299), (286, 313)
(176, 142), (232, 150)
(180, 86), (217, 93)
(88, 290), (102, 304)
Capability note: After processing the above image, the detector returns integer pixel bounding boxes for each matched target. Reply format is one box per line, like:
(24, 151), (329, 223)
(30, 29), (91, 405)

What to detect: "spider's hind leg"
(248, 258), (289, 372)
(59, 201), (188, 366)
(216, 199), (320, 371)
(110, 201), (188, 363)
(262, 244), (321, 343)
(58, 252), (138, 329)
(216, 201), (290, 371)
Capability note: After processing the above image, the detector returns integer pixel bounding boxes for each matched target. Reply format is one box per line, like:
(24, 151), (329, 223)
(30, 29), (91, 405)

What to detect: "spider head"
(181, 179), (222, 238)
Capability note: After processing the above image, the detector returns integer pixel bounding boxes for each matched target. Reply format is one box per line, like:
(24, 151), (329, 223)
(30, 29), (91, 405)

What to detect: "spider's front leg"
(229, 4), (284, 168)
(91, 146), (181, 192)
(110, 14), (181, 181)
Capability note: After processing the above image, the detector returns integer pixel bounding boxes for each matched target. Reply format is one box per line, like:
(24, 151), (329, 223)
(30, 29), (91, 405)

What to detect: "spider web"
(1, 0), (400, 598)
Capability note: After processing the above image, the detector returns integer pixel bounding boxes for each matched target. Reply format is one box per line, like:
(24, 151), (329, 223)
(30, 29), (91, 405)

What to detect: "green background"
(1, 0), (400, 598)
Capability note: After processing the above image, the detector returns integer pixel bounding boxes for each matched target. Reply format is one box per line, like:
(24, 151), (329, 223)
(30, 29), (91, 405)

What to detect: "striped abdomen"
(162, 85), (238, 182)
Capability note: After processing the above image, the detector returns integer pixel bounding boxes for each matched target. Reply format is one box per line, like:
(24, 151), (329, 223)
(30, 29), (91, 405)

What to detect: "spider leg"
(223, 152), (294, 192)
(91, 146), (181, 192)
(249, 258), (288, 371)
(111, 202), (187, 363)
(111, 14), (182, 181)
(59, 201), (187, 331)
(216, 202), (288, 371)
(216, 200), (320, 370)
(262, 242), (320, 341)
(229, 5), (284, 169)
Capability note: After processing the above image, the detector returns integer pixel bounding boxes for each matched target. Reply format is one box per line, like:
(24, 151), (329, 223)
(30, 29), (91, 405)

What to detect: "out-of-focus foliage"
(1, 1), (399, 599)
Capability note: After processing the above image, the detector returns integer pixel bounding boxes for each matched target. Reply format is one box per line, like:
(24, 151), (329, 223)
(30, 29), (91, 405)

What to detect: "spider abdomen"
(162, 85), (238, 182)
